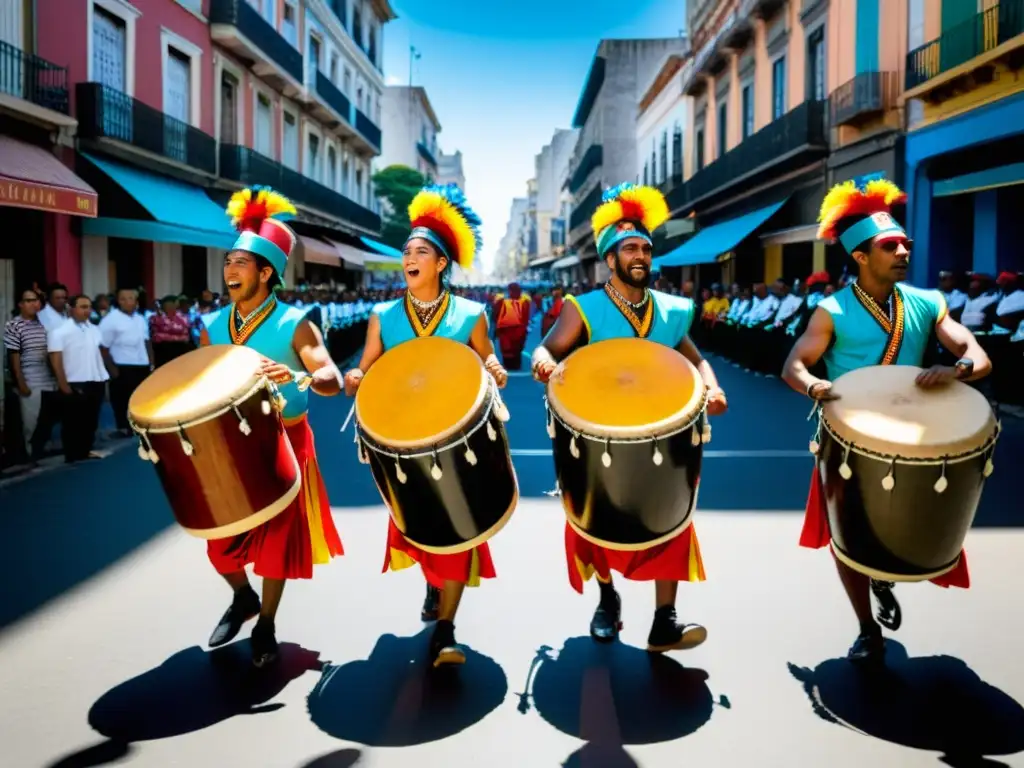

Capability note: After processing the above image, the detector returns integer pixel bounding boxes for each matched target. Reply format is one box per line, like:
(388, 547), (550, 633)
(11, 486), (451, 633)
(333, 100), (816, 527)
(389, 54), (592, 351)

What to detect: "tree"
(372, 165), (426, 249)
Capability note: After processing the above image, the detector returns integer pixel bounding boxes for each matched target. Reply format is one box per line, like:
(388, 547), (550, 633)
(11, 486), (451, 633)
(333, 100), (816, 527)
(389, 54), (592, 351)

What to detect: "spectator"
(938, 270), (967, 320)
(150, 294), (192, 367)
(37, 282), (69, 331)
(99, 288), (153, 438)
(48, 295), (109, 462)
(494, 282), (531, 370)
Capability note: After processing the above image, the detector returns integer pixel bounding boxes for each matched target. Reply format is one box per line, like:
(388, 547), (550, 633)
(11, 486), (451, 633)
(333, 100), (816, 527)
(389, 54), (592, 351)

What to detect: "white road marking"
(510, 448), (809, 459)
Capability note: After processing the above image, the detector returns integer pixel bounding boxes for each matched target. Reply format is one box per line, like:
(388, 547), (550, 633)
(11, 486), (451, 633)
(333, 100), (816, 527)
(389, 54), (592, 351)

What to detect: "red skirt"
(382, 518), (497, 589)
(207, 415), (343, 580)
(564, 522), (706, 594)
(801, 467), (969, 588)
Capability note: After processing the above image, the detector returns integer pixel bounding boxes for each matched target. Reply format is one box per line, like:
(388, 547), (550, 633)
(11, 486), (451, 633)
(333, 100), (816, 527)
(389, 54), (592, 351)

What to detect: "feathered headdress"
(817, 179), (907, 254)
(406, 183), (482, 271)
(225, 186), (298, 278)
(591, 183), (671, 256)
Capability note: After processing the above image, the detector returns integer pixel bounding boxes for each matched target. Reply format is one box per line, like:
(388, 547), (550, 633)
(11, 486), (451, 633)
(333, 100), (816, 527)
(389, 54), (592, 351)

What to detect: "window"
(282, 1), (297, 48)
(353, 5), (363, 48)
(717, 101), (727, 157)
(329, 53), (339, 82)
(772, 56), (787, 120)
(368, 27), (377, 65)
(331, 0), (347, 29)
(643, 162), (649, 186)
(375, 95), (381, 123)
(807, 29), (826, 101)
(93, 6), (127, 91)
(327, 146), (337, 189)
(695, 127), (705, 171)
(306, 132), (320, 181)
(355, 167), (364, 203)
(283, 111), (299, 169)
(343, 68), (351, 95)
(741, 84), (754, 139)
(220, 71), (239, 143)
(250, 0), (275, 26)
(163, 48), (191, 162)
(341, 156), (350, 194)
(255, 93), (273, 156)
(308, 35), (321, 83)
(671, 127), (682, 179)
(357, 86), (364, 112)
(659, 130), (668, 183)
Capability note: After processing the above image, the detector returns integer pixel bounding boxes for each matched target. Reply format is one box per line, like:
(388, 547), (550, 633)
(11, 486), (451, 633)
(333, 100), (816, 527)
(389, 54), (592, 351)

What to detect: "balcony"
(0, 40), (71, 122)
(298, 70), (380, 156)
(670, 99), (827, 212)
(209, 0), (303, 94)
(356, 109), (381, 152)
(568, 144), (602, 195)
(76, 83), (216, 176)
(569, 184), (603, 236)
(905, 1), (1024, 96)
(219, 144), (380, 233)
(830, 71), (899, 127)
(417, 140), (437, 169)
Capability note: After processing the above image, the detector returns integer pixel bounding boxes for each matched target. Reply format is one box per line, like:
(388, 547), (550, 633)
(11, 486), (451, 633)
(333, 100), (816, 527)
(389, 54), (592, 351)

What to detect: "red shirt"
(149, 310), (191, 344)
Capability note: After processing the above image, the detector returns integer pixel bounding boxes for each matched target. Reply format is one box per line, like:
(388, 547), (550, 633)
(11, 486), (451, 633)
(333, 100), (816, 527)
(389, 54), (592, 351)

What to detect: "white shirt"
(773, 294), (804, 324)
(49, 320), (109, 383)
(747, 294), (781, 324)
(99, 308), (150, 366)
(942, 289), (968, 311)
(37, 304), (67, 331)
(960, 293), (999, 329)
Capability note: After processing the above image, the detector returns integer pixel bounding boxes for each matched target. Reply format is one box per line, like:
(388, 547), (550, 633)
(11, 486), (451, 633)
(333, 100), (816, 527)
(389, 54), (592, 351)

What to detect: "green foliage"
(372, 165), (426, 249)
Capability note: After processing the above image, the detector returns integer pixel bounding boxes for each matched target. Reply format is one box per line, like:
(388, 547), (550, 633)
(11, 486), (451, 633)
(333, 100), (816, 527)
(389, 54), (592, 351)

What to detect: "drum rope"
(543, 389), (709, 447)
(127, 377), (276, 435)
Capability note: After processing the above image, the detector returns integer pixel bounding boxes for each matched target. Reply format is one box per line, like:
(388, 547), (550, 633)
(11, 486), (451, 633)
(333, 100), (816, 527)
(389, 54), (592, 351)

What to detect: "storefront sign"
(0, 178), (97, 217)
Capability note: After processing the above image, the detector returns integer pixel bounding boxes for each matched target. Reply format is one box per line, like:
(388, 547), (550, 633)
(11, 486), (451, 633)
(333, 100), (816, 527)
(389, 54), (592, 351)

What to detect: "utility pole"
(409, 44), (420, 86)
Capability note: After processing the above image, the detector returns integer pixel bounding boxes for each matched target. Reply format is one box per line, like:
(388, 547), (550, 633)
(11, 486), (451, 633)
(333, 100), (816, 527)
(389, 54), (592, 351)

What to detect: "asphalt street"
(2, 322), (1023, 768)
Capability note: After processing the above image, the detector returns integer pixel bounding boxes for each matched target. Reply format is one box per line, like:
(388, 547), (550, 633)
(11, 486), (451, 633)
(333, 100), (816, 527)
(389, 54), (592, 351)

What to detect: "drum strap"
(852, 283), (906, 366)
(403, 292), (450, 338)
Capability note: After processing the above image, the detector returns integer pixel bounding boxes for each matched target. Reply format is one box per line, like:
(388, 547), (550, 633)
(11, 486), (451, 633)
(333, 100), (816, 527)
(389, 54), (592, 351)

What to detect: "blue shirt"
(568, 288), (695, 348)
(374, 293), (485, 350)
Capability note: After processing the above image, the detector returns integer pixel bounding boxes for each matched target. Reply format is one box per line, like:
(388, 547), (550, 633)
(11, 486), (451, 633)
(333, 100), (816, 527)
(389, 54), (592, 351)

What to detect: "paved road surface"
(2, 324), (1023, 768)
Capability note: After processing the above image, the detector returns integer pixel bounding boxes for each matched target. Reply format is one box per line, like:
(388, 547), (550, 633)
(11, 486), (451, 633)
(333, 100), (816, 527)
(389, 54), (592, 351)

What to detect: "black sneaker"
(208, 586), (260, 647)
(422, 584), (441, 622)
(251, 617), (279, 668)
(847, 628), (885, 665)
(871, 580), (902, 631)
(429, 619), (466, 668)
(646, 606), (707, 653)
(590, 586), (622, 643)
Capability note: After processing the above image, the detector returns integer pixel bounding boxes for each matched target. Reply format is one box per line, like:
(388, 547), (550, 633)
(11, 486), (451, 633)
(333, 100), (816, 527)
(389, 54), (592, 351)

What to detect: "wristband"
(954, 357), (974, 380)
(531, 345), (555, 370)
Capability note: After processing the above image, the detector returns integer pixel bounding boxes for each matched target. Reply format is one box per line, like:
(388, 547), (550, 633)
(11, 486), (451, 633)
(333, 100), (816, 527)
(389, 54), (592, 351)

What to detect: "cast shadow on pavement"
(298, 748), (364, 767)
(307, 626), (507, 746)
(46, 641), (322, 768)
(517, 637), (731, 767)
(788, 641), (1024, 767)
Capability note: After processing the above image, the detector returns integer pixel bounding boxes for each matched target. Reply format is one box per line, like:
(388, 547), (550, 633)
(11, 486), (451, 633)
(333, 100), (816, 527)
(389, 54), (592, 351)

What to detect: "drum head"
(823, 365), (997, 459)
(357, 336), (488, 450)
(129, 345), (263, 430)
(547, 338), (704, 438)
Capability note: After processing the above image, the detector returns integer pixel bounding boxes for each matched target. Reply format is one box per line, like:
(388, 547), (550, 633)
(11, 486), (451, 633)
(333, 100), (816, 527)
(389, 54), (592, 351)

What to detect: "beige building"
(378, 85), (441, 179)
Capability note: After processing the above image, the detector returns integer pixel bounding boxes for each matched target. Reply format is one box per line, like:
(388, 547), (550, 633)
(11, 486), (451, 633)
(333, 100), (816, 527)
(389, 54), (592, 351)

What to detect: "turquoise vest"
(570, 288), (695, 348)
(203, 301), (309, 419)
(374, 294), (485, 350)
(818, 283), (946, 381)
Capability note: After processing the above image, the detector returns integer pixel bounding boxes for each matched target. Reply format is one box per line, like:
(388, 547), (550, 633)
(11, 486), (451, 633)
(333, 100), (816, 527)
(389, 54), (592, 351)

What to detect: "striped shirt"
(3, 316), (56, 389)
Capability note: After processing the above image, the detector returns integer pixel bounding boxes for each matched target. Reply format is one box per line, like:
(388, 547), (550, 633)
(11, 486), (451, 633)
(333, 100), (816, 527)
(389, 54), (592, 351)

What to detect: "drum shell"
(554, 416), (703, 550)
(818, 427), (987, 580)
(361, 386), (518, 554)
(141, 388), (301, 539)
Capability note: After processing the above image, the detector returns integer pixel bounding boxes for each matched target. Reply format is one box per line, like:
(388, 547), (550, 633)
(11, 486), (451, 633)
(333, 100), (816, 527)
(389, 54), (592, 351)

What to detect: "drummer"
(343, 183), (509, 668)
(782, 178), (991, 664)
(200, 187), (344, 667)
(532, 182), (728, 652)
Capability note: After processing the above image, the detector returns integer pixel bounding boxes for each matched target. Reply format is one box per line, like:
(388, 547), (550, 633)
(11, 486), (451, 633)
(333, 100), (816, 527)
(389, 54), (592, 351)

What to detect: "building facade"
(436, 148), (465, 190)
(379, 84), (440, 179)
(902, 0), (1024, 286)
(566, 37), (689, 282)
(526, 127), (577, 274)
(497, 196), (528, 279)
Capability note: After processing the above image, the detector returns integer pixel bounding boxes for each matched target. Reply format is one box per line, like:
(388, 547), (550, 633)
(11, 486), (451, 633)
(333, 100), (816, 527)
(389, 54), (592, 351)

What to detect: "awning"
(300, 236), (341, 267)
(528, 256), (558, 268)
(653, 198), (788, 268)
(360, 235), (402, 260)
(0, 136), (97, 217)
(328, 239), (366, 269)
(552, 254), (580, 270)
(359, 236), (403, 269)
(933, 162), (1024, 198)
(79, 152), (236, 249)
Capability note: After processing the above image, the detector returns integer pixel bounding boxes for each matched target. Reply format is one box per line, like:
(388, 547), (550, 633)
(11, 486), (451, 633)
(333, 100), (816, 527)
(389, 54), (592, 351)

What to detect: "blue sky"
(381, 0), (686, 274)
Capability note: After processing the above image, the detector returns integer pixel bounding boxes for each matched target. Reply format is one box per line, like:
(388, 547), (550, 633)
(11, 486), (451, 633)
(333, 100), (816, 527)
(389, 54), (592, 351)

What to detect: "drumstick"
(340, 401), (356, 434)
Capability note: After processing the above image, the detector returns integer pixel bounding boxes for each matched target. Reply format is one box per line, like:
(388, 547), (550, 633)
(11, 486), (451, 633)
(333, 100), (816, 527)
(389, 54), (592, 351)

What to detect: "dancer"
(494, 282), (531, 369)
(532, 183), (728, 652)
(782, 178), (991, 664)
(201, 187), (344, 667)
(344, 184), (508, 667)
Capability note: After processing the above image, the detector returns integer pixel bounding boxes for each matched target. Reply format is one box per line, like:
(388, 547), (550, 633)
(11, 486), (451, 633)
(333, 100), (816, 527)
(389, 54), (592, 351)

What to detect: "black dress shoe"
(251, 617), (279, 668)
(646, 606), (707, 653)
(208, 586), (260, 647)
(871, 580), (902, 631)
(590, 587), (622, 642)
(429, 619), (465, 668)
(847, 629), (885, 665)
(421, 584), (441, 622)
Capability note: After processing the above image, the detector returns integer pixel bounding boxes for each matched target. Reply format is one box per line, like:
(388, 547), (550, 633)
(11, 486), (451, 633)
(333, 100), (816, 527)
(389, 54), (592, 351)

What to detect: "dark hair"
(47, 282), (68, 295)
(18, 287), (42, 302)
(255, 256), (283, 291)
(68, 294), (90, 308)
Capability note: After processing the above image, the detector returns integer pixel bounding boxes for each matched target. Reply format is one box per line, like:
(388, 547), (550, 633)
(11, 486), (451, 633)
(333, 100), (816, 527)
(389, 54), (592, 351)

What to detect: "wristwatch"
(954, 357), (974, 380)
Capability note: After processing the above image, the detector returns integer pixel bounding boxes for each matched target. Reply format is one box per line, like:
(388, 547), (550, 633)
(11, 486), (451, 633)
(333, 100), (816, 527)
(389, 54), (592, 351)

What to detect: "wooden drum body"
(128, 345), (301, 539)
(546, 338), (708, 551)
(815, 365), (999, 581)
(355, 336), (518, 554)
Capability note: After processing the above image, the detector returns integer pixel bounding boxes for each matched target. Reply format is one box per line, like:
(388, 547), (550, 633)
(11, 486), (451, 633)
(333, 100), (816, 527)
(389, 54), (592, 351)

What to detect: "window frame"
(160, 27), (203, 127)
(87, 0), (140, 96)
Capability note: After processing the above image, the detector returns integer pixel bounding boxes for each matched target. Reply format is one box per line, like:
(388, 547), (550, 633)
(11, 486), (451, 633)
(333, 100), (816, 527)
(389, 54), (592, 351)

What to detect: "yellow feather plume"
(226, 187), (297, 231)
(817, 178), (906, 240)
(407, 190), (478, 269)
(591, 184), (670, 239)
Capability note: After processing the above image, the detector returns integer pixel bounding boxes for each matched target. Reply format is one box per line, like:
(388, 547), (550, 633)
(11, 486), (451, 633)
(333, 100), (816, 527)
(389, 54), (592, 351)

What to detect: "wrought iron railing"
(315, 70), (352, 124)
(356, 109), (381, 151)
(569, 185), (603, 232)
(830, 71), (898, 126)
(76, 83), (216, 174)
(0, 40), (68, 114)
(209, 0), (303, 83)
(568, 144), (603, 194)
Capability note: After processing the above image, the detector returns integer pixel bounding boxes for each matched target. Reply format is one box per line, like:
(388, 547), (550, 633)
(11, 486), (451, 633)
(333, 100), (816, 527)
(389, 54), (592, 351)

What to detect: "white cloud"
(384, 74), (403, 86)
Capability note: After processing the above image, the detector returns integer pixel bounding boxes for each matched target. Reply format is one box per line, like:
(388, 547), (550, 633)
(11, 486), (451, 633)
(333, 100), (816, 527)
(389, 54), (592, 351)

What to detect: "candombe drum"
(812, 365), (1000, 581)
(545, 338), (709, 550)
(355, 336), (518, 553)
(128, 345), (301, 539)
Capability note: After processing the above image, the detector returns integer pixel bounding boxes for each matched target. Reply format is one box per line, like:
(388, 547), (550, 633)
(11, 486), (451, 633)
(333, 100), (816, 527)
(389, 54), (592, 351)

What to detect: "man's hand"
(534, 359), (565, 384)
(808, 381), (840, 401)
(916, 365), (957, 389)
(259, 357), (294, 385)
(59, 383), (73, 396)
(706, 386), (728, 416)
(484, 356), (508, 389)
(17, 383), (31, 397)
(343, 368), (364, 397)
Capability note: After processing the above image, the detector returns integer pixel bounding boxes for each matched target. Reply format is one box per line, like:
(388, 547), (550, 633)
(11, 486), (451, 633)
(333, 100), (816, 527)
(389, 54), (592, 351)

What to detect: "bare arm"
(935, 313), (992, 381)
(199, 326), (211, 347)
(49, 351), (71, 393)
(293, 318), (342, 396)
(538, 300), (585, 362)
(782, 307), (835, 397)
(469, 313), (508, 387)
(354, 312), (384, 374)
(677, 336), (721, 392)
(8, 351), (28, 394)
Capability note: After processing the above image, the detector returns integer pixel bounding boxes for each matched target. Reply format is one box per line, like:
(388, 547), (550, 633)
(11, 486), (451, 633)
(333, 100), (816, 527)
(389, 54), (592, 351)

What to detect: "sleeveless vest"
(374, 293), (485, 350)
(568, 288), (695, 348)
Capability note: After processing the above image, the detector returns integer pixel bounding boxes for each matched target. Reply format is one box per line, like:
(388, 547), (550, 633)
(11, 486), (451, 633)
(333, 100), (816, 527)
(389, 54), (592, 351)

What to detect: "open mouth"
(406, 268), (420, 278)
(227, 281), (242, 290)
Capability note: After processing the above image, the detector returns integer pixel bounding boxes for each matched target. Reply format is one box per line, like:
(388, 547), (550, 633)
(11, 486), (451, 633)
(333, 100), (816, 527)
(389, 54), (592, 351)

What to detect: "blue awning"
(359, 235), (402, 262)
(653, 198), (789, 268)
(80, 153), (236, 249)
(933, 162), (1024, 197)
